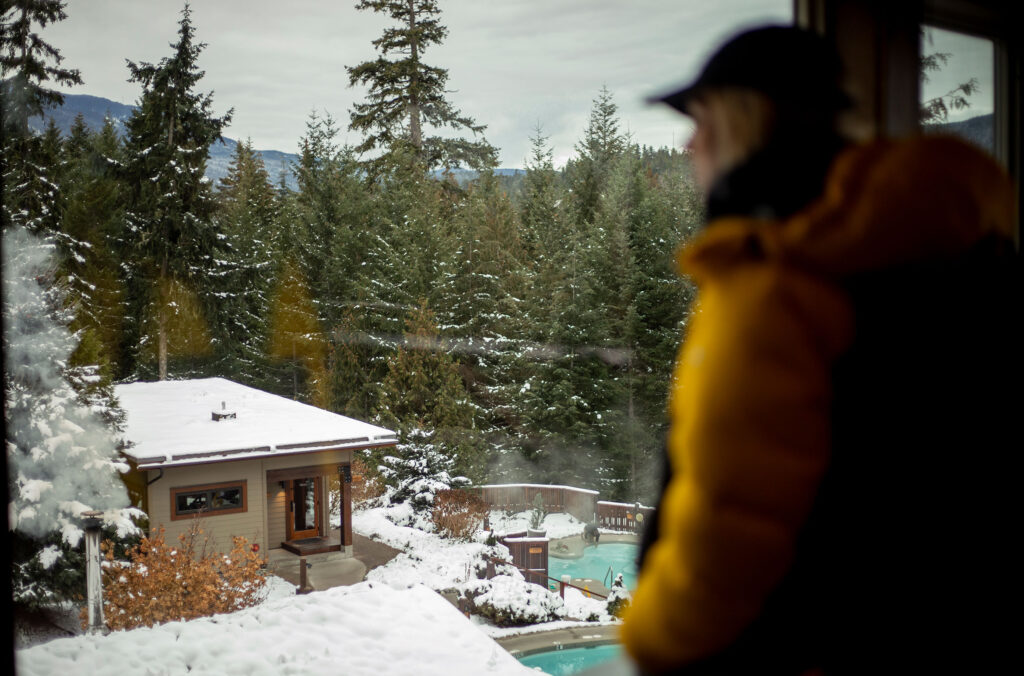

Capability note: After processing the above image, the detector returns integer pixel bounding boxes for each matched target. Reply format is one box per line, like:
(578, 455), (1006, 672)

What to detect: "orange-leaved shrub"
(92, 522), (267, 631)
(432, 489), (488, 540)
(352, 456), (386, 505)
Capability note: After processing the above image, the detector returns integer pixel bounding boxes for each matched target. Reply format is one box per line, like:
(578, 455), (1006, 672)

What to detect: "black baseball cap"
(649, 25), (852, 115)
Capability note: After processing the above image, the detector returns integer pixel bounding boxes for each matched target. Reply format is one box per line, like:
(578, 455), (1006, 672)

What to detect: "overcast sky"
(45, 2), (993, 168)
(47, 0), (792, 168)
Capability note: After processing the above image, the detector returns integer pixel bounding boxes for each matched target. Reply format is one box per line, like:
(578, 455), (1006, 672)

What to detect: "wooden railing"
(596, 500), (654, 533)
(472, 484), (599, 522)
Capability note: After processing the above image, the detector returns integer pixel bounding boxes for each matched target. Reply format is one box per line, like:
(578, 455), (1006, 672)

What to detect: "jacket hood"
(680, 136), (1015, 282)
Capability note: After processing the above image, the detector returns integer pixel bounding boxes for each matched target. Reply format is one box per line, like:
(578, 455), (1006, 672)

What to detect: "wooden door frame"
(285, 477), (322, 541)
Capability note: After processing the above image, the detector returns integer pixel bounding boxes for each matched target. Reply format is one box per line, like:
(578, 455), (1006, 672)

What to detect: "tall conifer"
(347, 0), (497, 172)
(119, 4), (232, 380)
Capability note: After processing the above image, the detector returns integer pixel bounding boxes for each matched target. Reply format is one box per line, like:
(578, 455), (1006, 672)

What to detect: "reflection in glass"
(920, 26), (994, 154)
(293, 479), (316, 533)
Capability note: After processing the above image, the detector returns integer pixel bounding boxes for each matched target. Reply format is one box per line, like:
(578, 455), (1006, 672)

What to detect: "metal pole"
(298, 556), (313, 594)
(82, 510), (106, 635)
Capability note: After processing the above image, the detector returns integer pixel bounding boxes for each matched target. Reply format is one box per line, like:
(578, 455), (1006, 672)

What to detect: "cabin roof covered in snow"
(115, 378), (397, 469)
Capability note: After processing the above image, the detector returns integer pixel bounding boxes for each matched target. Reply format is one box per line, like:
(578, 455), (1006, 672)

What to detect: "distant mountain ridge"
(929, 113), (994, 155)
(28, 92), (296, 190)
(30, 92), (524, 189)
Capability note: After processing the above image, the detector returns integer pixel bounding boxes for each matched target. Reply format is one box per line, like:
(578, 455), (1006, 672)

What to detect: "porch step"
(281, 537), (338, 556)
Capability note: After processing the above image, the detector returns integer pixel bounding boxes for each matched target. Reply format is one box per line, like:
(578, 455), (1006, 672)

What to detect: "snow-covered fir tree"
(378, 427), (467, 530)
(4, 227), (142, 607)
(213, 138), (279, 388)
(347, 0), (497, 172)
(119, 4), (231, 380)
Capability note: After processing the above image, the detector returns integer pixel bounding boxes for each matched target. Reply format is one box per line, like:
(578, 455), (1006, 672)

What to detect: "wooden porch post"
(342, 468), (353, 547)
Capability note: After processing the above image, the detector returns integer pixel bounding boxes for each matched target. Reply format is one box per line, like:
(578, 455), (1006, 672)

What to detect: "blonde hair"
(694, 87), (776, 176)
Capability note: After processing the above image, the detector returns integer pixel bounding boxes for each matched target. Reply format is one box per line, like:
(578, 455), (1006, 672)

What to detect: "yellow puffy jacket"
(621, 136), (1016, 673)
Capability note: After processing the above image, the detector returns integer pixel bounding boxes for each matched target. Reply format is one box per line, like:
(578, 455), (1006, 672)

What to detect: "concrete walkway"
(267, 533), (402, 592)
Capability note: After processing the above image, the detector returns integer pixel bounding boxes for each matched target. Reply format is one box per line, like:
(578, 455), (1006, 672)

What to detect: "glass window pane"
(920, 25), (994, 154)
(176, 492), (208, 514)
(212, 488), (242, 510)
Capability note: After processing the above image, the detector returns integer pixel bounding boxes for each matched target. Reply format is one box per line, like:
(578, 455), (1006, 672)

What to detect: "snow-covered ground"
(17, 503), (622, 673)
(16, 582), (533, 675)
(353, 503), (621, 634)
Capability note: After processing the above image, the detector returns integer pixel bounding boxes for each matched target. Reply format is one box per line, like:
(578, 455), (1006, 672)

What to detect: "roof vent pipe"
(212, 400), (237, 421)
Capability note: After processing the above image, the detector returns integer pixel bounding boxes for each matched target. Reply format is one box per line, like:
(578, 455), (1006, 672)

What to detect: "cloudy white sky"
(47, 0), (793, 168)
(45, 2), (994, 168)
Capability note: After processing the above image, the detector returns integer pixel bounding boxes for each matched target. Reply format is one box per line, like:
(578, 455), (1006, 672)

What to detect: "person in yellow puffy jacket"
(621, 26), (1019, 675)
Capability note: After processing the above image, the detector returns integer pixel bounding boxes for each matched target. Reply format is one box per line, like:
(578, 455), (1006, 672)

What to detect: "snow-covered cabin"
(116, 378), (397, 557)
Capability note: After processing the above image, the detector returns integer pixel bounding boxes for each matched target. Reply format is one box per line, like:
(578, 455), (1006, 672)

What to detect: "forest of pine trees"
(4, 1), (704, 528)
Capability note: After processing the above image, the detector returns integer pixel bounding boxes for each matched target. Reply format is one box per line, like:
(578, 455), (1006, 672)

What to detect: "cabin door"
(286, 477), (322, 540)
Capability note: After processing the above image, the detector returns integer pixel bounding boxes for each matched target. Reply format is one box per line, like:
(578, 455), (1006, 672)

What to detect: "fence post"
(560, 574), (571, 599)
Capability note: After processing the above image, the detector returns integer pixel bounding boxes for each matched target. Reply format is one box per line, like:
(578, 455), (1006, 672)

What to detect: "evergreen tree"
(266, 258), (329, 407)
(212, 138), (279, 387)
(4, 227), (140, 608)
(292, 111), (372, 326)
(375, 303), (479, 481)
(378, 427), (467, 529)
(565, 86), (626, 228)
(119, 4), (232, 380)
(61, 117), (129, 383)
(442, 170), (531, 473)
(519, 125), (563, 262)
(347, 0), (497, 172)
(0, 0), (81, 139)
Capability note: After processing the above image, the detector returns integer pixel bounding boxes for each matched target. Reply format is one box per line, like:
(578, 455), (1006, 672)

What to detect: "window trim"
(170, 480), (248, 521)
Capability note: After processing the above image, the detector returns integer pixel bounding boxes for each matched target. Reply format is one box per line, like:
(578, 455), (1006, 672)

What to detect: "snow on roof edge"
(133, 437), (399, 470)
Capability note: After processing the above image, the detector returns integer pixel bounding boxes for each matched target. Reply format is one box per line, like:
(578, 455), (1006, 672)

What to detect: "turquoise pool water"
(548, 542), (639, 590)
(519, 643), (622, 675)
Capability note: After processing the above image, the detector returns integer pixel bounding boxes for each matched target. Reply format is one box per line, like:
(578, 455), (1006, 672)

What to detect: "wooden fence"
(473, 484), (598, 522)
(596, 501), (655, 533)
(497, 531), (549, 586)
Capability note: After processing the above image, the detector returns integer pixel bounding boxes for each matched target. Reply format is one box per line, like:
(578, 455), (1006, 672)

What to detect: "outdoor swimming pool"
(548, 542), (639, 590)
(518, 643), (622, 675)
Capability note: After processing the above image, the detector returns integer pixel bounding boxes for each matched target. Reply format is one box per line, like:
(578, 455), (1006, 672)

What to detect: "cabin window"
(171, 480), (248, 520)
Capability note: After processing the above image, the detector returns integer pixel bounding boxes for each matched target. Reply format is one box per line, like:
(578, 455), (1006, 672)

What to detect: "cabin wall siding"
(147, 449), (355, 554)
(148, 460), (266, 554)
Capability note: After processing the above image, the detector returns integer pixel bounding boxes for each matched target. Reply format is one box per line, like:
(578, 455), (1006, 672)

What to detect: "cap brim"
(646, 85), (698, 115)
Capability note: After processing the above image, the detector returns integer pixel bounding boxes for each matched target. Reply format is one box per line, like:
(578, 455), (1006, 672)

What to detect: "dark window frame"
(170, 480), (248, 520)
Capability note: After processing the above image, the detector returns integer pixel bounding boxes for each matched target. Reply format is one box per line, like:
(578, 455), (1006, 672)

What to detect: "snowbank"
(354, 504), (505, 590)
(353, 504), (615, 630)
(16, 583), (532, 676)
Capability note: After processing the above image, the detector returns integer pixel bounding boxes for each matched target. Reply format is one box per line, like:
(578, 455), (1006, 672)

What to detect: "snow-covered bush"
(461, 574), (566, 627)
(4, 227), (142, 608)
(98, 522), (267, 630)
(379, 428), (468, 529)
(606, 573), (632, 618)
(431, 489), (488, 541)
(467, 542), (517, 580)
